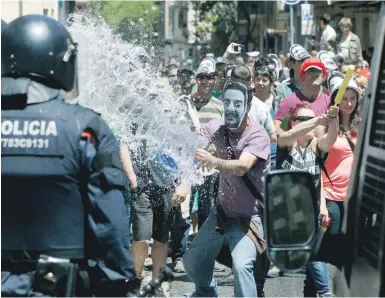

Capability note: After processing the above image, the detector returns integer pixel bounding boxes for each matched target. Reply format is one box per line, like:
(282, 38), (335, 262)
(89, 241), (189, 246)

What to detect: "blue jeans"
(169, 205), (191, 260)
(304, 200), (344, 296)
(306, 261), (330, 295)
(304, 215), (331, 296)
(326, 200), (345, 235)
(183, 209), (263, 297)
(304, 212), (332, 296)
(191, 173), (219, 228)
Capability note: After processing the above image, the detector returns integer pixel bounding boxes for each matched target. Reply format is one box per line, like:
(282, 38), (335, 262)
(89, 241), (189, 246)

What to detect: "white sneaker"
(267, 265), (280, 277)
(172, 258), (185, 273)
(213, 261), (226, 272)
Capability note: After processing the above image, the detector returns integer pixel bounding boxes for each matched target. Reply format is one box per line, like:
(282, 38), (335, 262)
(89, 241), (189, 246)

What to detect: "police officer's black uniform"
(1, 14), (136, 296)
(1, 19), (6, 31)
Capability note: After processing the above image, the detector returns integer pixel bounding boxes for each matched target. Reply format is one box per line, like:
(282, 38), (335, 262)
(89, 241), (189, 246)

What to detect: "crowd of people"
(1, 12), (372, 298)
(118, 31), (369, 297)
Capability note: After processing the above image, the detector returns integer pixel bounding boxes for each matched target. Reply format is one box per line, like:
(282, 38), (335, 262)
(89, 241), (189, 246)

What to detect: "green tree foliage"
(193, 1), (238, 56)
(91, 1), (161, 44)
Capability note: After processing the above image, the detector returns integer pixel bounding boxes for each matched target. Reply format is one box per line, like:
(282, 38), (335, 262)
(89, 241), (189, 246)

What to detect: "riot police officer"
(1, 14), (136, 296)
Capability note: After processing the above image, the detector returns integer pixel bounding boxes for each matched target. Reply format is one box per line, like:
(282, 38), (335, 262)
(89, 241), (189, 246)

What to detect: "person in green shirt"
(212, 57), (228, 100)
(106, 120), (121, 140)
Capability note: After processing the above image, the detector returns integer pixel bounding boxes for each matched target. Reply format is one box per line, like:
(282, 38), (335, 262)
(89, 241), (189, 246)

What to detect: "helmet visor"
(61, 55), (79, 100)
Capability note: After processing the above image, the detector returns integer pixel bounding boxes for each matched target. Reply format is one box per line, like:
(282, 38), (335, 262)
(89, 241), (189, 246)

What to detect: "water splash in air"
(67, 12), (205, 186)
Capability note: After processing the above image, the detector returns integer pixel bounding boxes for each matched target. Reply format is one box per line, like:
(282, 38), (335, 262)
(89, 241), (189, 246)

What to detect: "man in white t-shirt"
(309, 14), (336, 54)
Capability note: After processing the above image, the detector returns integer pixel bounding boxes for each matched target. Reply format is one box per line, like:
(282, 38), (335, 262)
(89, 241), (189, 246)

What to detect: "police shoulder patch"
(2, 116), (63, 157)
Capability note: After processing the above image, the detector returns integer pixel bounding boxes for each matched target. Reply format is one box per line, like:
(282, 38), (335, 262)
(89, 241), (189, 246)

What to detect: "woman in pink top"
(323, 72), (361, 234)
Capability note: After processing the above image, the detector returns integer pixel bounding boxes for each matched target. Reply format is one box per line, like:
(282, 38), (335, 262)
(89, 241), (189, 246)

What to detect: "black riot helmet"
(1, 19), (7, 32)
(1, 14), (78, 95)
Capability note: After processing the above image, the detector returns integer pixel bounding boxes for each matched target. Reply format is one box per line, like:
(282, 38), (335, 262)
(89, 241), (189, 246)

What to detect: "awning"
(327, 1), (381, 8)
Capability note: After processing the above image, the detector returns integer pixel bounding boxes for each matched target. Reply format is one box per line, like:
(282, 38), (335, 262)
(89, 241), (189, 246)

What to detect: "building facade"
(163, 1), (196, 63)
(237, 0), (379, 56)
(1, 0), (59, 23)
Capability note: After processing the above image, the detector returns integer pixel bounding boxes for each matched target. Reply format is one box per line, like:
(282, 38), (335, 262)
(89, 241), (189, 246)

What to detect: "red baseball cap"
(300, 58), (327, 80)
(355, 69), (370, 80)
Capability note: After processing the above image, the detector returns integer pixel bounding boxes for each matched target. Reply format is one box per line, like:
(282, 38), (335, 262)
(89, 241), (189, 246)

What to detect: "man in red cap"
(274, 57), (331, 134)
(355, 68), (370, 80)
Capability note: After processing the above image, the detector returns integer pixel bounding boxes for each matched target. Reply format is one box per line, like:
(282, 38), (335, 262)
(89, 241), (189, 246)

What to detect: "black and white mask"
(223, 81), (249, 132)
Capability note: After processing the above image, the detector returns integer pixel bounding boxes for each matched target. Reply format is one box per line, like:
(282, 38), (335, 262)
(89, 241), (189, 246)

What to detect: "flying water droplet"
(66, 12), (205, 186)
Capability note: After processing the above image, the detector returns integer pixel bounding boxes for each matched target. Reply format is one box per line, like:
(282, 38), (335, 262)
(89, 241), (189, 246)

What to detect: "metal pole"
(290, 5), (294, 46)
(58, 1), (65, 23)
(18, 0), (23, 18)
(164, 1), (169, 64)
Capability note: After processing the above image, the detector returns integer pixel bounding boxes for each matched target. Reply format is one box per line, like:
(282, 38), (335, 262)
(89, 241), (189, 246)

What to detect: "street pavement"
(168, 263), (305, 297)
(143, 257), (306, 297)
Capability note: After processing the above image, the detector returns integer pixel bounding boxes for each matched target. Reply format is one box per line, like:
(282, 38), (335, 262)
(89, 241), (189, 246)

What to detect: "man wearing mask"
(180, 57), (223, 224)
(275, 58), (331, 135)
(174, 58), (224, 273)
(230, 65), (276, 143)
(183, 79), (271, 297)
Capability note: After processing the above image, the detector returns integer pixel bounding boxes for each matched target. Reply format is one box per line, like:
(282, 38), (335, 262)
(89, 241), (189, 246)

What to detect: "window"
(250, 3), (263, 14)
(362, 16), (370, 49)
(351, 17), (356, 30)
(178, 8), (187, 29)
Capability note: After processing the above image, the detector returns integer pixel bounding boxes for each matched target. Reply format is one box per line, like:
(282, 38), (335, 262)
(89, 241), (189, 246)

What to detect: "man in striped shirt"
(184, 57), (224, 130)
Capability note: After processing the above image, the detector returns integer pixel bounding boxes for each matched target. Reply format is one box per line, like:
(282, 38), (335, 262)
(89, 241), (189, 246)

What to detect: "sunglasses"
(197, 75), (215, 82)
(293, 116), (314, 122)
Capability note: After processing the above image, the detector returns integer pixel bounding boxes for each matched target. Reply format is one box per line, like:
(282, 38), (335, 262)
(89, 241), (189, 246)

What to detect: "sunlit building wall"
(1, 0), (58, 23)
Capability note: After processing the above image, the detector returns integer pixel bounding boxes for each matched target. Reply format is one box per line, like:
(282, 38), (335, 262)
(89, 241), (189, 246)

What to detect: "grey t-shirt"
(201, 118), (271, 218)
(248, 96), (276, 136)
(122, 137), (151, 188)
(122, 125), (169, 188)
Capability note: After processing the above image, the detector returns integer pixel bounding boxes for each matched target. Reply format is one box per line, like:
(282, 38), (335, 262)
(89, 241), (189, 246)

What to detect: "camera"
(234, 45), (243, 52)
